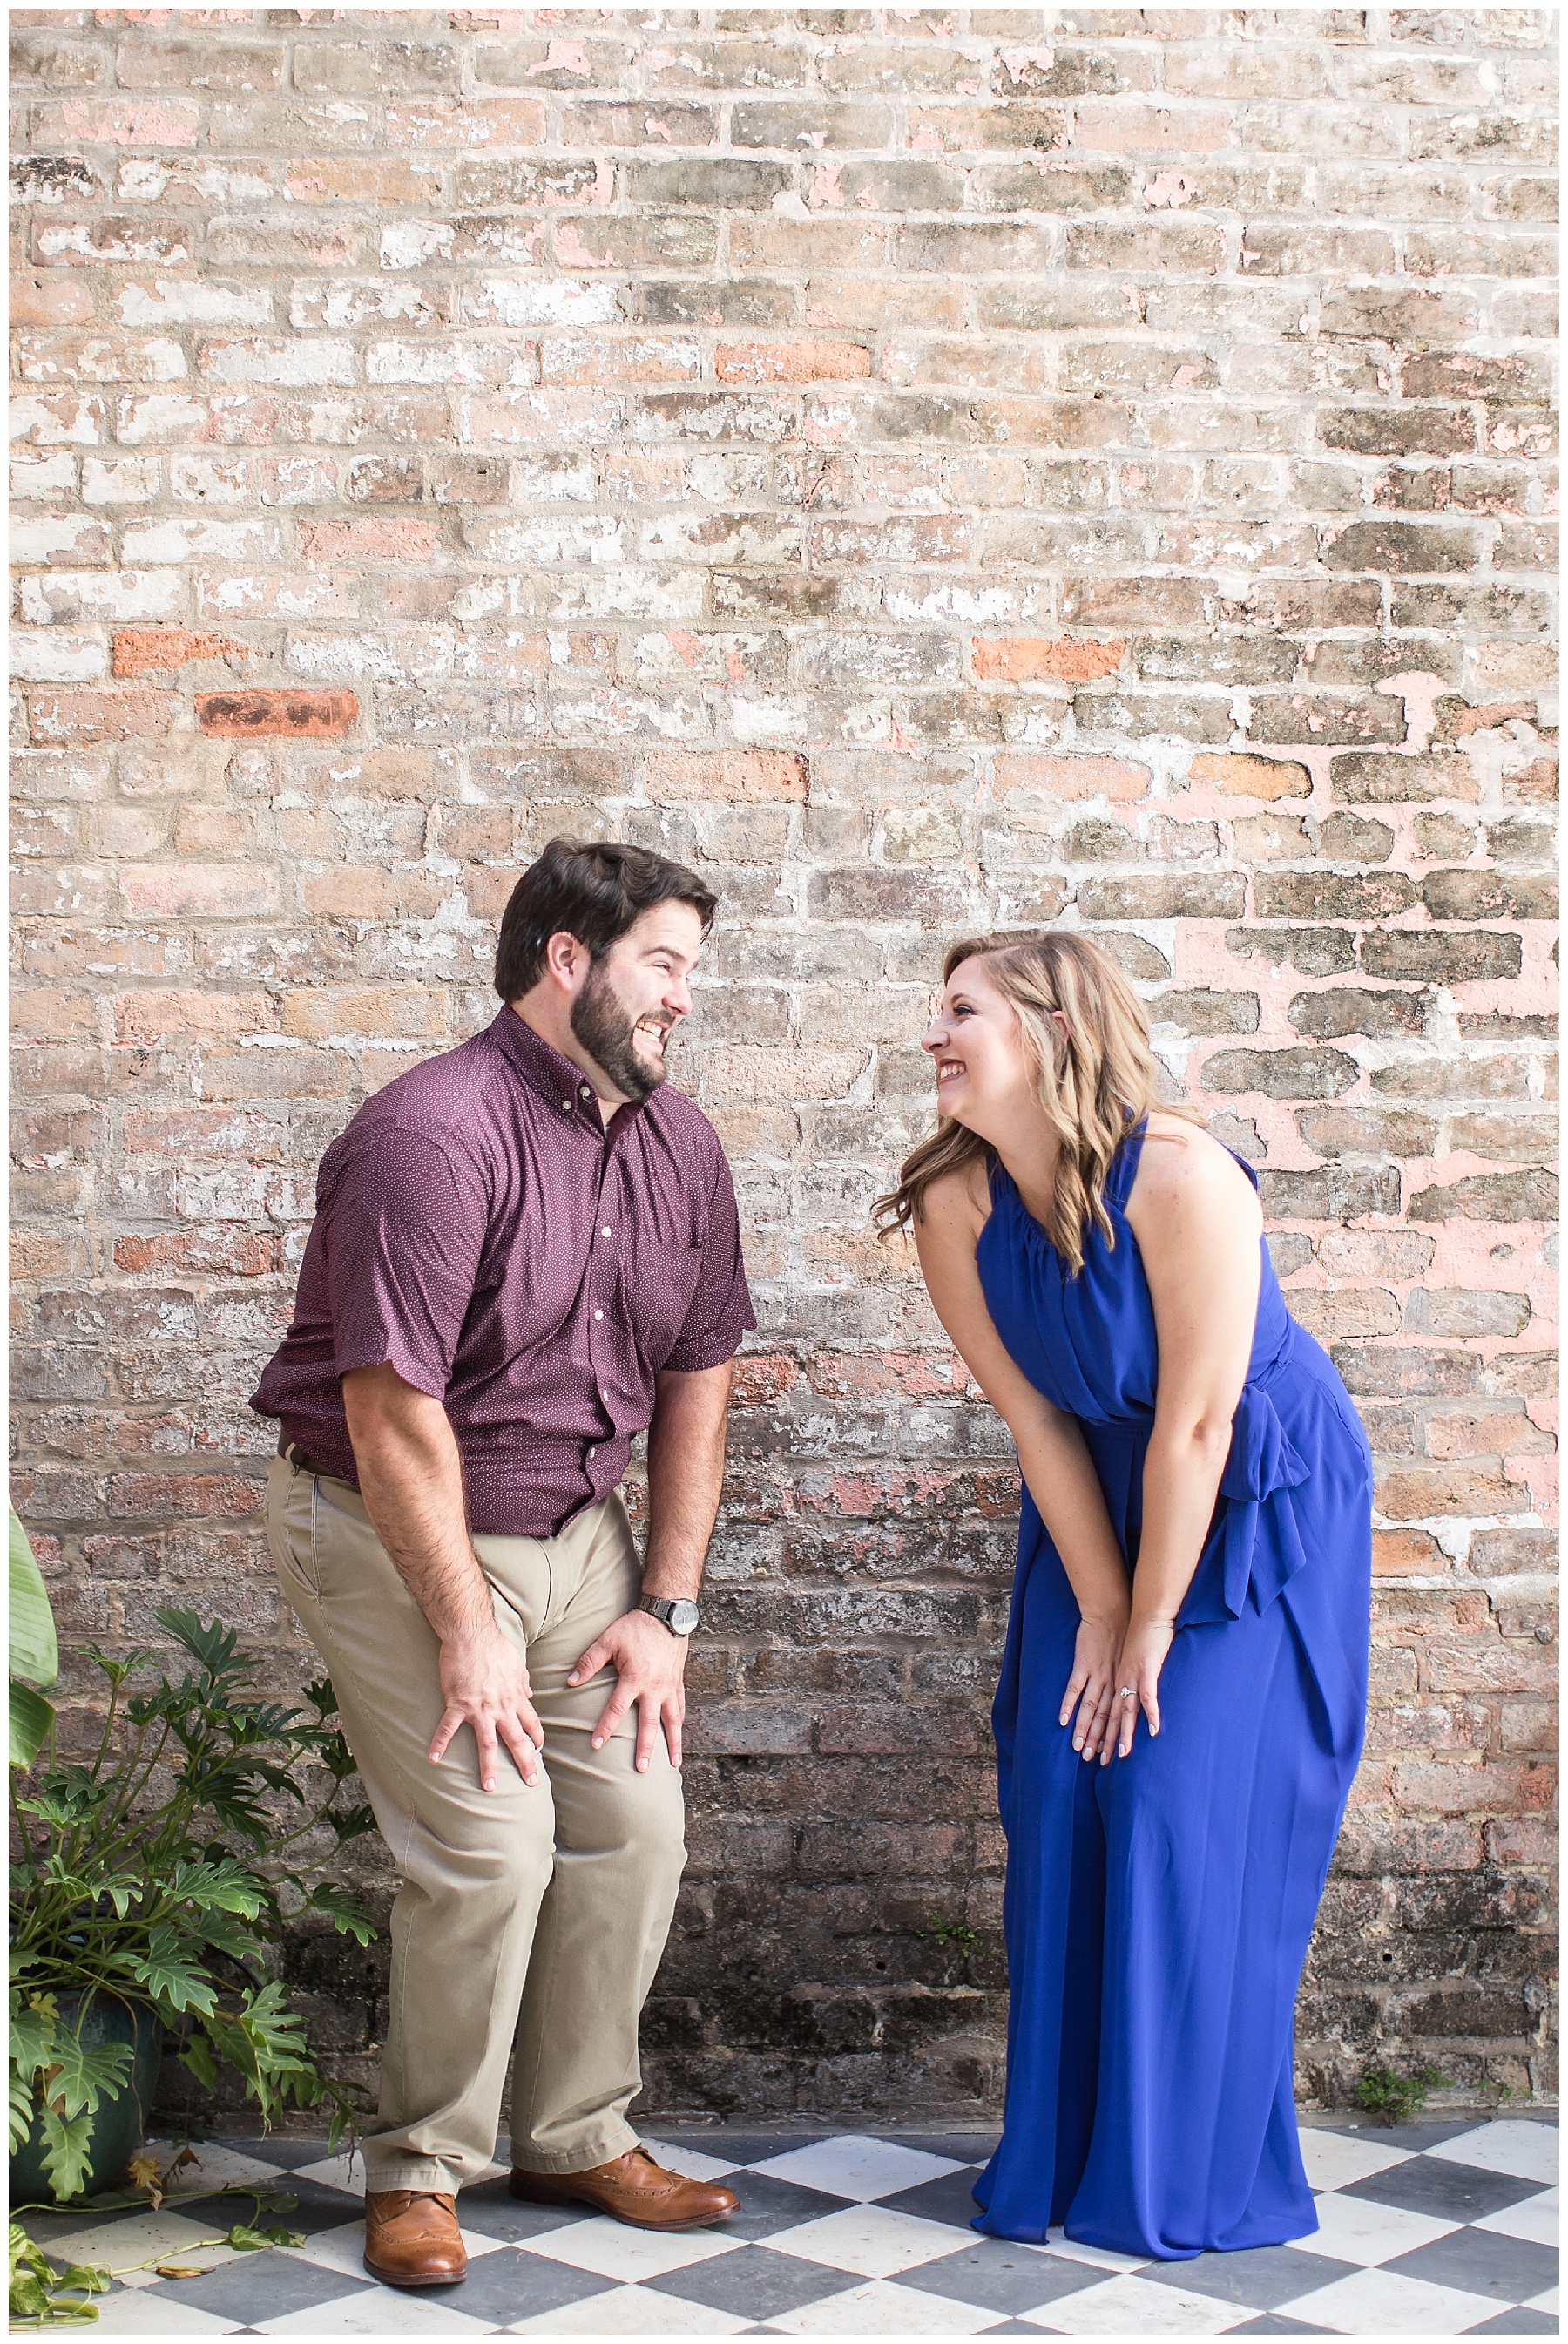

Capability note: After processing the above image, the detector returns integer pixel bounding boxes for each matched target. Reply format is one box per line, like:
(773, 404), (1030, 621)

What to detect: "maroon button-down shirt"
(251, 1008), (754, 1537)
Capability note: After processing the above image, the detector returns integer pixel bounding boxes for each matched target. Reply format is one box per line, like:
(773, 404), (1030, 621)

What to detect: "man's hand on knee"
(431, 1625), (546, 1792)
(568, 1610), (688, 1773)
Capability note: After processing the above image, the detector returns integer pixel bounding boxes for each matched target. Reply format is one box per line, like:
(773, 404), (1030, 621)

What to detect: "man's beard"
(570, 960), (669, 1101)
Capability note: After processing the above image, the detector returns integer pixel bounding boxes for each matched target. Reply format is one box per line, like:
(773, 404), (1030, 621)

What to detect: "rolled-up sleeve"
(662, 1148), (756, 1373)
(322, 1128), (487, 1399)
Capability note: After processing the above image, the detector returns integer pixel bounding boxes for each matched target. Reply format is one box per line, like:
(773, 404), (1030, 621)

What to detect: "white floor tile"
(35, 2212), (252, 2290)
(141, 2140), (293, 2194)
(766, 2277), (999, 2334)
(507, 2282), (752, 2333)
(763, 2204), (974, 2280)
(294, 2149), (369, 2197)
(1290, 2190), (1459, 2267)
(1299, 2130), (1417, 2192)
(1524, 2286), (1559, 2314)
(256, 2292), (496, 2336)
(1279, 2265), (1504, 2334)
(1426, 2120), (1559, 2187)
(1473, 2183), (1559, 2246)
(284, 2219), (510, 2280)
(523, 2213), (742, 2283)
(747, 2136), (964, 2202)
(639, 2137), (742, 2184)
(1024, 2272), (1247, 2333)
(84, 2297), (246, 2337)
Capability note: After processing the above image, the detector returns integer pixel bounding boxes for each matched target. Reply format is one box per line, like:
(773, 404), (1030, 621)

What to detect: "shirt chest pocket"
(629, 1238), (704, 1360)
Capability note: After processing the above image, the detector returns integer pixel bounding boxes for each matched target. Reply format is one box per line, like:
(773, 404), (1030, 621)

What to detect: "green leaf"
(225, 2223), (303, 2252)
(44, 2033), (134, 2125)
(168, 1854), (268, 1920)
(40, 2107), (97, 2205)
(307, 1884), (375, 1945)
(152, 1608), (242, 1682)
(176, 2035), (217, 2092)
(125, 1932), (219, 2019)
(10, 1991), (58, 2083)
(10, 1681), (56, 1772)
(10, 2070), (38, 2156)
(10, 1514), (57, 1692)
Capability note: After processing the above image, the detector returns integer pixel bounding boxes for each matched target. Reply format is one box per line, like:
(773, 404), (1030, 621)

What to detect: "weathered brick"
(1408, 1172), (1558, 1224)
(1360, 930), (1524, 985)
(1288, 987), (1433, 1040)
(10, 6), (1555, 2129)
(196, 688), (358, 739)
(642, 752), (807, 805)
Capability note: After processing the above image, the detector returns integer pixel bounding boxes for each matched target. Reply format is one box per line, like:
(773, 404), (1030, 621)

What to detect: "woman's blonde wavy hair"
(872, 929), (1202, 1276)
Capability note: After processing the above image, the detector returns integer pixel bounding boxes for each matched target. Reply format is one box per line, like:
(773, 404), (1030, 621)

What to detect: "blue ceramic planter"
(10, 1992), (165, 2209)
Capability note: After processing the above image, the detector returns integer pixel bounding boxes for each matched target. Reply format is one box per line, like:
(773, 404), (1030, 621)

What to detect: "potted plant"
(9, 1511), (376, 2206)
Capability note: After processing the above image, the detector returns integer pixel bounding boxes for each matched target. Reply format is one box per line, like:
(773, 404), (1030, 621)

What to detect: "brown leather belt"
(277, 1435), (334, 1480)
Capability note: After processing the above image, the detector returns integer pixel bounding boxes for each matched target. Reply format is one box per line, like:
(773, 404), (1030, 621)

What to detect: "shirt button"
(600, 1388), (609, 1403)
(580, 1084), (591, 1100)
(588, 1446), (597, 1460)
(600, 1226), (612, 1239)
(561, 1099), (572, 1111)
(593, 1309), (604, 1321)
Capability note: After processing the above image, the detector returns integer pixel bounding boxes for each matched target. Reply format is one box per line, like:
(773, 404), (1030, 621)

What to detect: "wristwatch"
(639, 1595), (700, 1636)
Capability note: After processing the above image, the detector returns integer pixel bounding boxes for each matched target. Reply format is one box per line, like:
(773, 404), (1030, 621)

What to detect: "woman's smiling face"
(922, 954), (1035, 1133)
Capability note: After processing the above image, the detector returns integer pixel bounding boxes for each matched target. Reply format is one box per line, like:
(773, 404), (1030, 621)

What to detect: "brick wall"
(11, 6), (1558, 2122)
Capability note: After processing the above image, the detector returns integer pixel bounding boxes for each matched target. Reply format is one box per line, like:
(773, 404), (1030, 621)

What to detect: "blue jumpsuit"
(970, 1125), (1371, 2260)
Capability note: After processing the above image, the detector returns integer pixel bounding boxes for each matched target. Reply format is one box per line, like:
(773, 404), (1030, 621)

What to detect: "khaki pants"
(265, 1457), (686, 2194)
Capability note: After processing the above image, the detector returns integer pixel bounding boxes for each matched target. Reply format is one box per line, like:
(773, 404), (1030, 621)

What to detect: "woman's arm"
(914, 1168), (1132, 1758)
(1113, 1121), (1262, 1753)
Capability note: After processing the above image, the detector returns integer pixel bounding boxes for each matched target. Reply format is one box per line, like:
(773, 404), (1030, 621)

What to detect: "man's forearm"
(341, 1364), (493, 1643)
(641, 1362), (733, 1601)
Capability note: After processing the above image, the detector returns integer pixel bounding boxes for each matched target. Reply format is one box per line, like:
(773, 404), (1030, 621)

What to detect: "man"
(253, 837), (753, 2286)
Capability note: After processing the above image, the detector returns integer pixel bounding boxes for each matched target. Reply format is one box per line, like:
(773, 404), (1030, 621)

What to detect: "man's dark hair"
(493, 836), (719, 1003)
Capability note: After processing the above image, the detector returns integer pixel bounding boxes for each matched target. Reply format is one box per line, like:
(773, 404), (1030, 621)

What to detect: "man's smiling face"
(569, 900), (705, 1102)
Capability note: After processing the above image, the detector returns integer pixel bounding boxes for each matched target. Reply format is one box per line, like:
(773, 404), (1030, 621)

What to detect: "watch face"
(669, 1599), (700, 1635)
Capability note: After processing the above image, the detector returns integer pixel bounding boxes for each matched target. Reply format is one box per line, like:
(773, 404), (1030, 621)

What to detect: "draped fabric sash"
(1175, 1334), (1312, 1629)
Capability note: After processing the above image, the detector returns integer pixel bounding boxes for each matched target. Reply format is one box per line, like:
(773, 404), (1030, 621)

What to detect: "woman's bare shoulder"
(918, 1155), (994, 1243)
(1132, 1114), (1261, 1224)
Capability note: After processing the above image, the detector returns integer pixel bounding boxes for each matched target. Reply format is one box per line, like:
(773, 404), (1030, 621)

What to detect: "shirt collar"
(491, 1006), (648, 1132)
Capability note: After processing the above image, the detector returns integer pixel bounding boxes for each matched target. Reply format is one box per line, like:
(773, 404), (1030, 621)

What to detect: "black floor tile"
(879, 2166), (988, 2229)
(893, 2239), (1103, 2315)
(646, 2245), (861, 2319)
(166, 2252), (376, 2321)
(206, 2134), (341, 2171)
(1227, 2320), (1336, 2336)
(662, 2131), (837, 2167)
(717, 2171), (855, 2243)
(239, 2175), (366, 2239)
(1463, 2313), (1561, 2336)
(1385, 2225), (1560, 2305)
(1346, 2117), (1517, 2154)
(1145, 2243), (1361, 2312)
(893, 2132), (1002, 2163)
(439, 2245), (616, 2322)
(457, 2176), (594, 2245)
(1343, 2158), (1546, 2224)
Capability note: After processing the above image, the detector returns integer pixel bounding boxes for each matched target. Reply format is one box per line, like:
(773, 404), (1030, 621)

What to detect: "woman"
(875, 931), (1370, 2262)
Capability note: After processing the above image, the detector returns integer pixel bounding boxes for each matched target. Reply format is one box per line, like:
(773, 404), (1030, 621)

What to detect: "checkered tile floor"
(22, 2115), (1557, 2335)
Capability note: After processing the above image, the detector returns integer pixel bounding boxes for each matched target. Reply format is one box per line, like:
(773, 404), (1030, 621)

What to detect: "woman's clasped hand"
(1058, 1610), (1174, 1763)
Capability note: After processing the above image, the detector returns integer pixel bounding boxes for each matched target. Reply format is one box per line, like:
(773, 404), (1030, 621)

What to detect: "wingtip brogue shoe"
(509, 2144), (739, 2231)
(363, 2188), (469, 2286)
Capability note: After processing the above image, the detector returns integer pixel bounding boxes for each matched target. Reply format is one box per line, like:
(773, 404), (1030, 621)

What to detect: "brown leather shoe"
(363, 2189), (468, 2286)
(510, 2144), (739, 2232)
